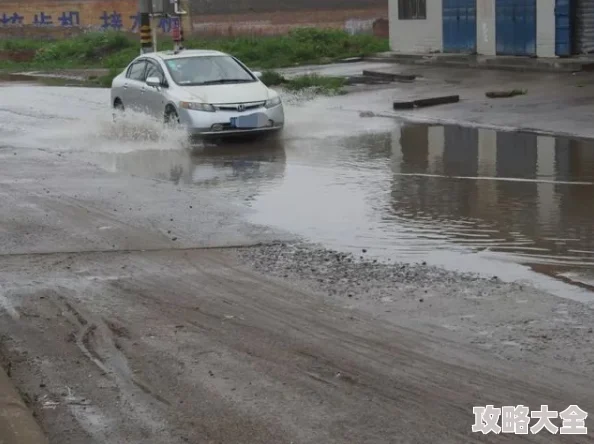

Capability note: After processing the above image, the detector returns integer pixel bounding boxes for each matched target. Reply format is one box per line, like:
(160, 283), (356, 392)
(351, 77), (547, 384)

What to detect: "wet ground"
(2, 76), (594, 296)
(84, 124), (594, 292)
(4, 71), (594, 443)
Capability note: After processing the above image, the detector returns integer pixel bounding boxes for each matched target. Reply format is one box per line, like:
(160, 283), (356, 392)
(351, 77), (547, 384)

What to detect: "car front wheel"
(112, 99), (124, 122)
(164, 107), (180, 126)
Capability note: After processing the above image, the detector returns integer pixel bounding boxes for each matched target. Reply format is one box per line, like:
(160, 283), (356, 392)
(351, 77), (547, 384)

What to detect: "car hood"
(181, 82), (271, 104)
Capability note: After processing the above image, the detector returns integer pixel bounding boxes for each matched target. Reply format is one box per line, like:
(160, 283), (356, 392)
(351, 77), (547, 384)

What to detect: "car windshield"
(164, 55), (256, 86)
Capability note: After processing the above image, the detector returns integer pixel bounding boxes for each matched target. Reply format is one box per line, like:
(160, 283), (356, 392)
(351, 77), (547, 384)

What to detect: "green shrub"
(184, 28), (388, 69)
(1, 28), (388, 74)
(259, 70), (286, 86)
(33, 32), (136, 65)
(284, 74), (346, 94)
(0, 39), (44, 51)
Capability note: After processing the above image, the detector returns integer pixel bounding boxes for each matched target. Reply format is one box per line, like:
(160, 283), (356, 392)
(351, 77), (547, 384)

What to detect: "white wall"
(388, 0), (556, 57)
(389, 0), (443, 52)
(537, 0), (556, 57)
(476, 0), (496, 55)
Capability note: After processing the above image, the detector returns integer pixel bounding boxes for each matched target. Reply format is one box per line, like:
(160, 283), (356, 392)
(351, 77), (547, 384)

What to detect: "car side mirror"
(253, 71), (263, 79)
(146, 76), (162, 87)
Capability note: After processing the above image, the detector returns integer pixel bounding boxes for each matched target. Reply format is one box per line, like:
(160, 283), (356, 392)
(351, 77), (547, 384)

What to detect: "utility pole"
(172, 0), (187, 53)
(138, 0), (187, 55)
(139, 0), (152, 54)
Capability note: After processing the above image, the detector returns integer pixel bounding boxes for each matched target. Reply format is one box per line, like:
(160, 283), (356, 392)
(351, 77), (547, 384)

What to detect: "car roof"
(150, 49), (228, 61)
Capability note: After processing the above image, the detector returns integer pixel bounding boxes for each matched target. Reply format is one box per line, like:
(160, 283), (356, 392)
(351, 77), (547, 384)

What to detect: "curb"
(393, 94), (460, 110)
(364, 55), (594, 73)
(0, 366), (48, 444)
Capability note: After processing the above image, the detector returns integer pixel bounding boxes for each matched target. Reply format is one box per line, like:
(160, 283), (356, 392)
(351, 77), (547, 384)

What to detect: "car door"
(121, 59), (148, 111)
(140, 60), (168, 118)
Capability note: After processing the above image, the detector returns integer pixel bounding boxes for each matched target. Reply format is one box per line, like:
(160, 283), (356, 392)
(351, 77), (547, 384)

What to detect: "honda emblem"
(237, 104), (245, 112)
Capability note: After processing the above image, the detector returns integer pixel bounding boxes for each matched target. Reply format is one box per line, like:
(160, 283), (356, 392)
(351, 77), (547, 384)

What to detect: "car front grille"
(214, 101), (266, 112)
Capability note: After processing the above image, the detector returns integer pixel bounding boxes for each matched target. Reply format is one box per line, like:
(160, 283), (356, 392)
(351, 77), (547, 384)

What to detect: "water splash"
(0, 86), (190, 154)
(88, 109), (192, 153)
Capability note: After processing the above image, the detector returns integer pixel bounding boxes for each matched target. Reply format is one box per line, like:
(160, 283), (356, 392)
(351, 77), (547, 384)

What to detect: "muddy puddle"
(90, 123), (594, 291)
(2, 78), (593, 292)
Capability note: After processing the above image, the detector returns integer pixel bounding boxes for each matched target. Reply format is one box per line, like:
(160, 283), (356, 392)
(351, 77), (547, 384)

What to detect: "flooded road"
(84, 123), (594, 292)
(6, 78), (594, 444)
(2, 80), (594, 292)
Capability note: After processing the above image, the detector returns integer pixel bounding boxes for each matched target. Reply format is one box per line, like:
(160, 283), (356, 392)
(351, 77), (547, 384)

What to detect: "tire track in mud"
(52, 294), (177, 440)
(5, 250), (594, 443)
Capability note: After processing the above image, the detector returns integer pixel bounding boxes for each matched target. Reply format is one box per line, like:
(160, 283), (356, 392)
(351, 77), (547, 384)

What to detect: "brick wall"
(0, 0), (189, 38)
(187, 0), (388, 36)
(0, 0), (388, 38)
(1, 1), (138, 31)
(191, 8), (388, 37)
(188, 0), (386, 15)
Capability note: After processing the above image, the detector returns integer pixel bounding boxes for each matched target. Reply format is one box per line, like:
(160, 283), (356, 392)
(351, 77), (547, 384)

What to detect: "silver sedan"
(110, 49), (285, 138)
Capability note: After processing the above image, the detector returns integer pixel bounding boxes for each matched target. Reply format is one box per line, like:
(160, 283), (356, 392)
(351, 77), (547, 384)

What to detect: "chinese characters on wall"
(0, 10), (175, 32)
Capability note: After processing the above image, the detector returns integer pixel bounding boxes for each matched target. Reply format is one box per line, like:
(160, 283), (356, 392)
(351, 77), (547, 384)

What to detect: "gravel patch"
(238, 242), (509, 300)
(237, 242), (594, 376)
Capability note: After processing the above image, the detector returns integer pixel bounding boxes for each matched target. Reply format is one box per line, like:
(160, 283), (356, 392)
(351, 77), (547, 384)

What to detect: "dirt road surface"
(2, 69), (594, 442)
(3, 247), (594, 443)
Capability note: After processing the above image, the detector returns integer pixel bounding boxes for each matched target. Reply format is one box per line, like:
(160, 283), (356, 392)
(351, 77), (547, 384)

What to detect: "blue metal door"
(555, 0), (572, 56)
(496, 0), (537, 56)
(443, 0), (477, 53)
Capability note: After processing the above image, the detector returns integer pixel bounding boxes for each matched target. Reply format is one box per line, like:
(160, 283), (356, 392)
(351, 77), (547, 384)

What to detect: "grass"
(259, 70), (347, 94)
(0, 28), (388, 82)
(0, 29), (377, 93)
(283, 74), (347, 94)
(0, 39), (43, 51)
(90, 68), (122, 88)
(189, 28), (388, 69)
(259, 70), (286, 87)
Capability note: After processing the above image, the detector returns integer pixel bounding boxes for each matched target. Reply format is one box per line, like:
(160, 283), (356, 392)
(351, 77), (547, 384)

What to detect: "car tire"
(112, 100), (124, 122)
(164, 107), (180, 126)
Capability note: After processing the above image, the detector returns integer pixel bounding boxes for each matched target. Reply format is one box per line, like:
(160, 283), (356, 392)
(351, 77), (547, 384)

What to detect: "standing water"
(2, 80), (593, 293)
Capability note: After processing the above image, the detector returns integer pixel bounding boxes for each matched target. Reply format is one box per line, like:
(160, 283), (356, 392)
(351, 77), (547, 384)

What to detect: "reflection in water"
(192, 140), (286, 187)
(87, 121), (594, 289)
(246, 123), (594, 291)
(388, 124), (594, 282)
(90, 137), (287, 195)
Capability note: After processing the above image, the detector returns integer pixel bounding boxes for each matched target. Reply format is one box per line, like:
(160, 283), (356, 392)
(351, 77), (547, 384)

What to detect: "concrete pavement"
(287, 61), (594, 139)
(368, 51), (594, 72)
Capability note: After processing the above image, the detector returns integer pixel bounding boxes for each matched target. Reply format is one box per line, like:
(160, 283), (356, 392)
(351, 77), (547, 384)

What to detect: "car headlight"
(264, 96), (282, 109)
(179, 101), (215, 112)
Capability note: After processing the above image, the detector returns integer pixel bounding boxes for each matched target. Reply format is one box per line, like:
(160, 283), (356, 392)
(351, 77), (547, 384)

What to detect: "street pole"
(172, 0), (186, 52)
(152, 15), (158, 52)
(139, 0), (152, 54)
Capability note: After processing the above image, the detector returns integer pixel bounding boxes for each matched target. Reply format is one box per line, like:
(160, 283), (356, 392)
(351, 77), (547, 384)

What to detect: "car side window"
(145, 61), (165, 83)
(127, 61), (147, 81)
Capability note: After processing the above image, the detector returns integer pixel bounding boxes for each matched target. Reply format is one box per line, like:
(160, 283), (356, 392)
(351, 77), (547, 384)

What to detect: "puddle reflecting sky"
(253, 124), (594, 290)
(5, 81), (594, 292)
(383, 125), (594, 286)
(74, 120), (594, 292)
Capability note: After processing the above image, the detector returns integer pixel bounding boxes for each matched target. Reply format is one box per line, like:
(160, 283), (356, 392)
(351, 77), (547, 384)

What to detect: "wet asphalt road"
(2, 78), (594, 295)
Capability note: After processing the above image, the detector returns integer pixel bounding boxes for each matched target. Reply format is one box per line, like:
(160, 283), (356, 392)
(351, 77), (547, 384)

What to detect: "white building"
(388, 0), (594, 57)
